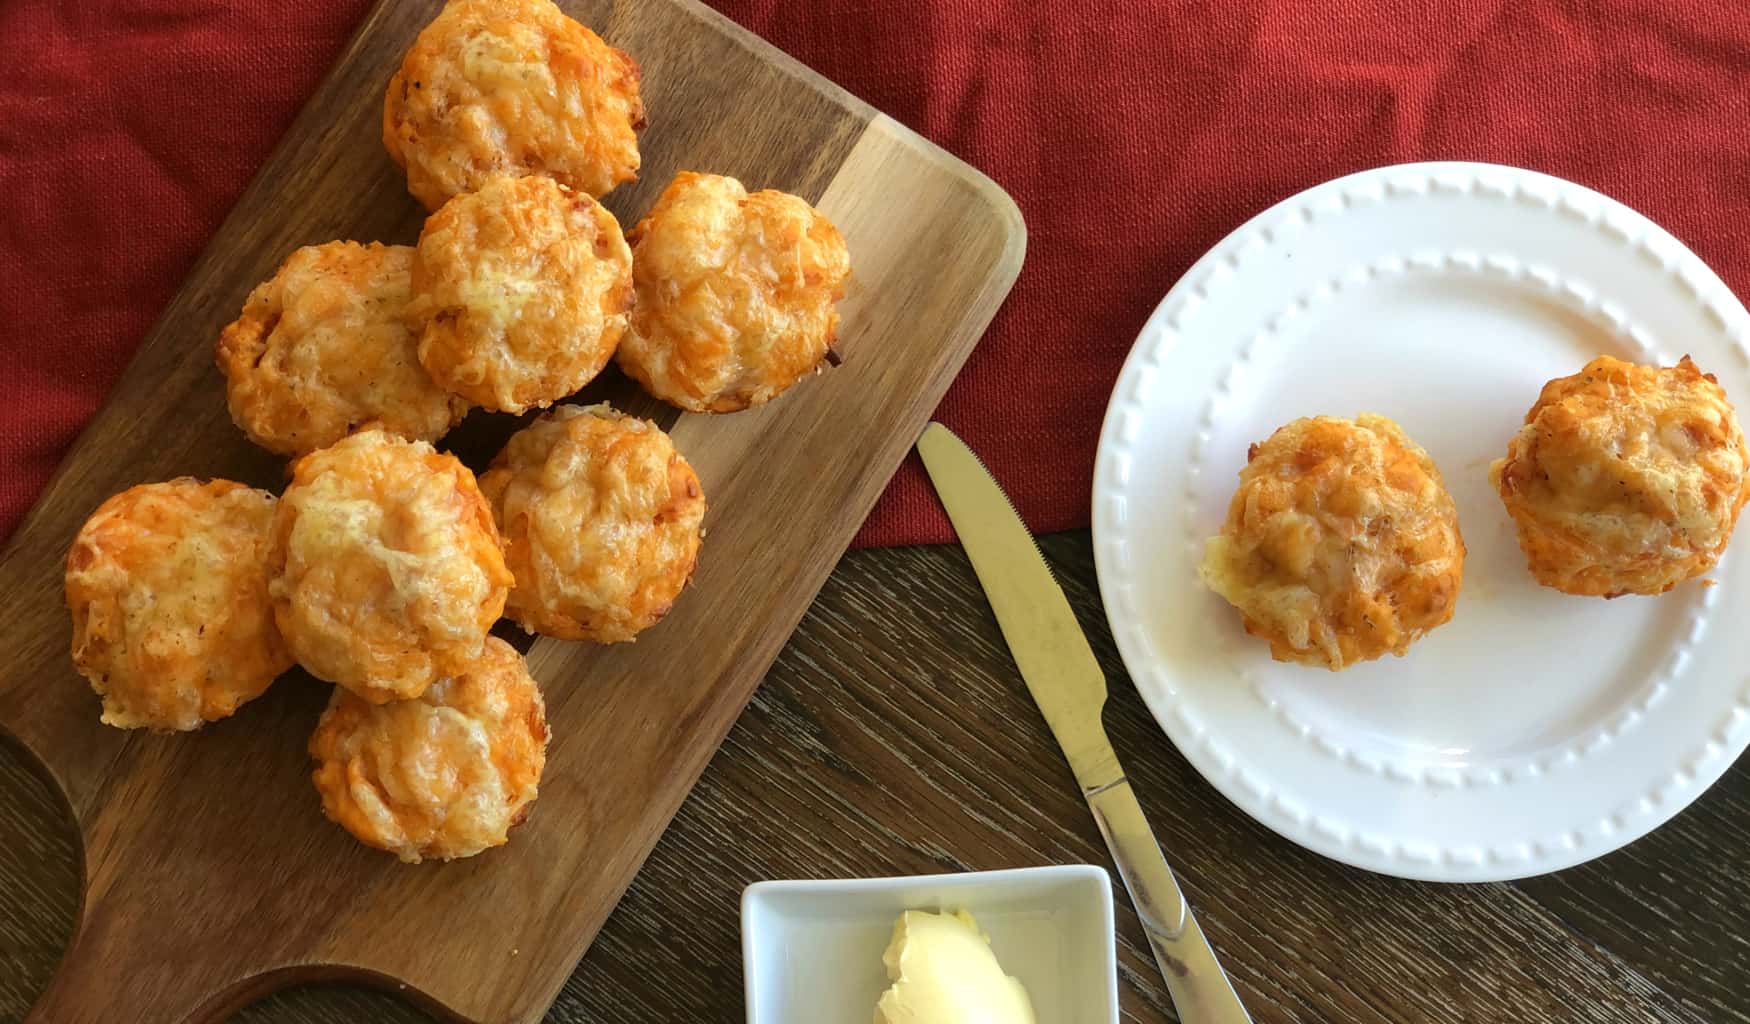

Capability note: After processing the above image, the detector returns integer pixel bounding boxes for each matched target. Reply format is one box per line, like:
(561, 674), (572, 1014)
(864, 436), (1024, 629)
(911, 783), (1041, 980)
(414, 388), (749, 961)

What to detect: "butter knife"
(916, 422), (1253, 1024)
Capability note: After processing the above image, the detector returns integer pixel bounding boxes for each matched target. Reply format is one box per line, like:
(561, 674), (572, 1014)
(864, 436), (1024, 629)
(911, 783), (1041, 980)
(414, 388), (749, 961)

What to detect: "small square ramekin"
(741, 864), (1118, 1024)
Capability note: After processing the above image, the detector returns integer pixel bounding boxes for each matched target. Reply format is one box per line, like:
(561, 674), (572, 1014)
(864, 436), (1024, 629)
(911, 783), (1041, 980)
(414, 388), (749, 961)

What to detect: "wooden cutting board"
(0, 2), (1023, 1020)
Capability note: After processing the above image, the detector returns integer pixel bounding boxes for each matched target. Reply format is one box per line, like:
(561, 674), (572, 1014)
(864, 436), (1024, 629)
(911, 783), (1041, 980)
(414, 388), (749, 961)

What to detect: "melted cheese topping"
(65, 478), (292, 730)
(409, 174), (632, 414)
(268, 428), (511, 702)
(216, 241), (468, 456)
(309, 636), (547, 862)
(616, 171), (851, 412)
(1492, 354), (1750, 596)
(479, 403), (705, 642)
(382, 0), (643, 211)
(1199, 414), (1465, 670)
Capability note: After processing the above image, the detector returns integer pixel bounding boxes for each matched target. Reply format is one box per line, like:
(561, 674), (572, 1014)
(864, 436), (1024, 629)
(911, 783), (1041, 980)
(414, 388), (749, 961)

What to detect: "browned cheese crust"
(383, 0), (643, 211)
(480, 403), (705, 642)
(309, 636), (547, 862)
(1199, 414), (1466, 670)
(216, 241), (468, 456)
(616, 171), (850, 412)
(65, 478), (293, 731)
(268, 428), (512, 703)
(1492, 355), (1750, 597)
(409, 174), (632, 414)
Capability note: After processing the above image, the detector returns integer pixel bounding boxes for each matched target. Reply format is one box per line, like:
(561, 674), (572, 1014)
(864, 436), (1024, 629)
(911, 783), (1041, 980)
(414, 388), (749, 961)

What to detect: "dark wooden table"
(3, 530), (1747, 1023)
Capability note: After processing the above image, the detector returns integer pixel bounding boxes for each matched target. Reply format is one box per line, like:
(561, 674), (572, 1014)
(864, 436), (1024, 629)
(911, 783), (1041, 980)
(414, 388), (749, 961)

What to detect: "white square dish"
(741, 864), (1118, 1024)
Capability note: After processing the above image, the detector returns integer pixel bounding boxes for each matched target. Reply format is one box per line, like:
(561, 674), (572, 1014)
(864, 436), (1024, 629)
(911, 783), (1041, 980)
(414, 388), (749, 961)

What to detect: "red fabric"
(4, 2), (1749, 549)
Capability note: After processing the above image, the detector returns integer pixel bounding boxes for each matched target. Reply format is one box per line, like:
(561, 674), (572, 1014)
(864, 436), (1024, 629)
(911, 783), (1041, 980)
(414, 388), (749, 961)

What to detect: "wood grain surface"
(3, 531), (1747, 1022)
(0, 0), (1022, 1021)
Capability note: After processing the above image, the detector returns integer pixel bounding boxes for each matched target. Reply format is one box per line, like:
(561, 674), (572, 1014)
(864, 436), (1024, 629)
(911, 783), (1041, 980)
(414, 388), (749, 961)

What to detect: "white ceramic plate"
(741, 865), (1117, 1024)
(1091, 161), (1750, 882)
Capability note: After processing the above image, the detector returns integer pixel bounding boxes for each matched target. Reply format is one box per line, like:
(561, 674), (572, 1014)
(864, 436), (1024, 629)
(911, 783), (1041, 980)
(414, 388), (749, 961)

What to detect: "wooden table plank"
(0, 748), (75, 1023)
(1515, 783), (1750, 1023)
(2, 532), (1745, 1022)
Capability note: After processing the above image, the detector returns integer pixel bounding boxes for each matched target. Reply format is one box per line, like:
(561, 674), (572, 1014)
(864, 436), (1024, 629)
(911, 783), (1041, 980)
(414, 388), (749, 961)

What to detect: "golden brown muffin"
(1199, 415), (1465, 671)
(268, 427), (512, 703)
(216, 241), (469, 456)
(383, 0), (644, 211)
(616, 171), (851, 413)
(65, 479), (293, 731)
(1491, 355), (1750, 597)
(408, 174), (632, 414)
(479, 403), (704, 641)
(309, 636), (547, 862)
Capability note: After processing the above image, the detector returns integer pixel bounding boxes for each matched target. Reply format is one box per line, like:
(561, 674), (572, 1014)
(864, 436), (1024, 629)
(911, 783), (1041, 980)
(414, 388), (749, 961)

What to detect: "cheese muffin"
(408, 174), (633, 414)
(1492, 355), (1750, 597)
(616, 171), (851, 413)
(216, 241), (468, 456)
(480, 403), (704, 642)
(65, 478), (293, 731)
(309, 636), (547, 862)
(383, 0), (644, 210)
(1199, 414), (1465, 670)
(268, 428), (512, 703)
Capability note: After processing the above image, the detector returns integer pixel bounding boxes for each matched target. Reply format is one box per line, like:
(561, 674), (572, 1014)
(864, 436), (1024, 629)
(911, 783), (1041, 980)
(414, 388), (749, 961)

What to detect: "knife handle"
(1088, 778), (1254, 1024)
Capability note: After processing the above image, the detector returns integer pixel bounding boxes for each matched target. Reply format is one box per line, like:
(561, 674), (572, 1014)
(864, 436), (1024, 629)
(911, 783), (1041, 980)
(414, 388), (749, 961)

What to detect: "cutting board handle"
(28, 947), (463, 1024)
(26, 929), (219, 1024)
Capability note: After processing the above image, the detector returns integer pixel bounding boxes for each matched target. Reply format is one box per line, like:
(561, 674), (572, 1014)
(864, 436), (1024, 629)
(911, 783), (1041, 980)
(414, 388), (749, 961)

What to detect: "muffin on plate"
(309, 636), (547, 862)
(408, 174), (633, 414)
(1199, 414), (1465, 671)
(1492, 354), (1750, 597)
(383, 0), (644, 210)
(65, 478), (293, 731)
(216, 241), (469, 456)
(268, 427), (512, 703)
(480, 403), (705, 642)
(616, 171), (851, 413)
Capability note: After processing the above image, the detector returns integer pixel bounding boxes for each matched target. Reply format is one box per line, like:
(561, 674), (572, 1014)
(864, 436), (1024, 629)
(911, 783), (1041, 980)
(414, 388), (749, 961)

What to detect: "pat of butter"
(874, 910), (1036, 1024)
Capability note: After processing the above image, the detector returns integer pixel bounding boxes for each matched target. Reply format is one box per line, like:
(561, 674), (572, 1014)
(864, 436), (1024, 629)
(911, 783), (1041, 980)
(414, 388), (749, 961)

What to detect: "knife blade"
(916, 422), (1253, 1024)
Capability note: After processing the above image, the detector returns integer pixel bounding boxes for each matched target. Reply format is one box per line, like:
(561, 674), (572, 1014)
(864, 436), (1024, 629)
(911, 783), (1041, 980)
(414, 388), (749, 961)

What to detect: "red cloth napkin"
(4, 2), (1748, 549)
